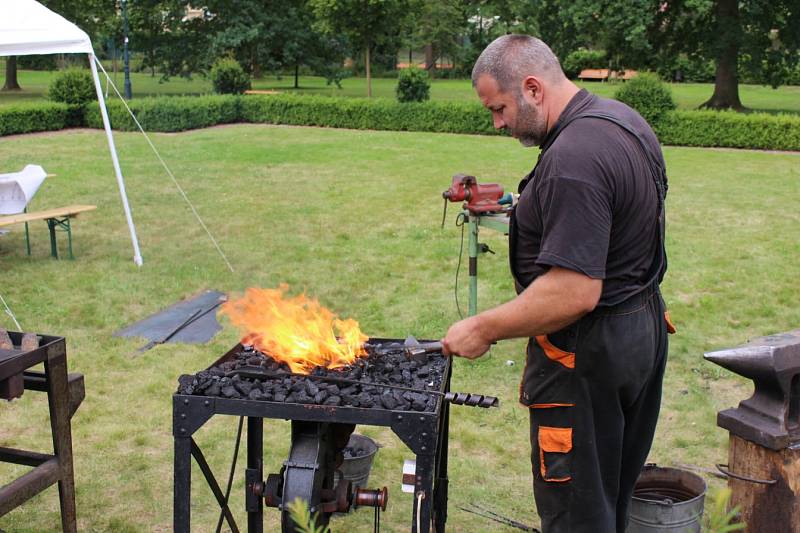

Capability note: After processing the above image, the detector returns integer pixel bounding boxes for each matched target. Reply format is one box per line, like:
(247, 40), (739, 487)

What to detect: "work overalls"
(509, 113), (672, 533)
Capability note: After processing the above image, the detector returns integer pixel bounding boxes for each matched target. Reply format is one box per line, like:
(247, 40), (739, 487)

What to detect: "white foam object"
(0, 165), (48, 215)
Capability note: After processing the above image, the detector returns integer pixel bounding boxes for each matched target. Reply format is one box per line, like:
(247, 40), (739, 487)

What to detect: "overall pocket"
(538, 425), (573, 482)
(519, 322), (579, 406)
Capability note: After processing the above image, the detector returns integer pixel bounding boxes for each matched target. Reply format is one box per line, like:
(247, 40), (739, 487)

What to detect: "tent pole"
(89, 53), (143, 266)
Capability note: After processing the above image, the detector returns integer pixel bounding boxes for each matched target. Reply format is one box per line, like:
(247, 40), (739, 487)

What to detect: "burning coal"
(219, 286), (368, 374)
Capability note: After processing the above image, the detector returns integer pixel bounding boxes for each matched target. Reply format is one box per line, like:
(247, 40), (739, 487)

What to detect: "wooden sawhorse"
(0, 332), (85, 532)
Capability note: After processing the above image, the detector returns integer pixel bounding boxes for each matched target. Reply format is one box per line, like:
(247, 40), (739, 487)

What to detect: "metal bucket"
(627, 465), (707, 533)
(334, 433), (378, 490)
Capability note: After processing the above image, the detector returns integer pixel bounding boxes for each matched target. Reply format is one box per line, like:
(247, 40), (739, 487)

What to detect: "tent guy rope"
(0, 293), (22, 331)
(93, 57), (236, 274)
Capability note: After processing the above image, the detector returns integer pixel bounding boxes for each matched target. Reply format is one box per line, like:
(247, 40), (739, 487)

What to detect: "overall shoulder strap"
(555, 111), (669, 289)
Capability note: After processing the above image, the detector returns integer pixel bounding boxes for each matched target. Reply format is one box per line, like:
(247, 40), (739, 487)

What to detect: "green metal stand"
(23, 206), (31, 256)
(46, 217), (74, 260)
(464, 210), (509, 316)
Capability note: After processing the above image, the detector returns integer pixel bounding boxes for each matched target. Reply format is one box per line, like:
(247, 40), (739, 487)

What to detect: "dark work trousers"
(520, 284), (669, 533)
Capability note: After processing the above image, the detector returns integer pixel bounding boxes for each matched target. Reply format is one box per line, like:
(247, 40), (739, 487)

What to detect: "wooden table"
(0, 205), (96, 259)
(0, 332), (84, 532)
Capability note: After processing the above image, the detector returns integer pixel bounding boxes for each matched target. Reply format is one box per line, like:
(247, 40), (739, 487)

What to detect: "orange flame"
(219, 286), (368, 374)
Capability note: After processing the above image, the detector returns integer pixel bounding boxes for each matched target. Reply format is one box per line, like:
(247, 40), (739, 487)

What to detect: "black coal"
(176, 340), (447, 412)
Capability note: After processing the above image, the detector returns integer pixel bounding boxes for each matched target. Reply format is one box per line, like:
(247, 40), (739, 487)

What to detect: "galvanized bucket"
(333, 433), (378, 490)
(627, 465), (707, 533)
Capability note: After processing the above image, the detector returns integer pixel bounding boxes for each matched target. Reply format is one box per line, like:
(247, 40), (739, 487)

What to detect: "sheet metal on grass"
(114, 290), (225, 344)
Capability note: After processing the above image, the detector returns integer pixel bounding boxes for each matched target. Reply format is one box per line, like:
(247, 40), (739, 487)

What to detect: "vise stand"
(705, 329), (800, 532)
(442, 174), (511, 316)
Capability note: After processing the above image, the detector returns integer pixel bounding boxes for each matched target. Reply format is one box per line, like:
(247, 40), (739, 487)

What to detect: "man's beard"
(512, 96), (548, 147)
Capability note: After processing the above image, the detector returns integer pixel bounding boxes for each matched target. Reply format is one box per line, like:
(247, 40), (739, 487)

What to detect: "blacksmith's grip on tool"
(403, 335), (443, 363)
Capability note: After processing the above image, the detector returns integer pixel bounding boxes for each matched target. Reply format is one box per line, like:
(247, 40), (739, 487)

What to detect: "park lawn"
(0, 124), (798, 531)
(2, 64), (800, 114)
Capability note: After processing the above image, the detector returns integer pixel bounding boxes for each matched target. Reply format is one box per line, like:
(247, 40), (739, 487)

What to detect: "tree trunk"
(424, 44), (435, 72)
(701, 0), (745, 111)
(366, 45), (371, 98)
(294, 63), (299, 89)
(2, 56), (21, 91)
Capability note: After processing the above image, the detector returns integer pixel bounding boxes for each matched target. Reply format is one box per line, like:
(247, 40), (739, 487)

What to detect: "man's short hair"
(471, 35), (564, 92)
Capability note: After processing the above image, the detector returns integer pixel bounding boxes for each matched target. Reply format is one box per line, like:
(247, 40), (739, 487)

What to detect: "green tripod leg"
(468, 212), (479, 316)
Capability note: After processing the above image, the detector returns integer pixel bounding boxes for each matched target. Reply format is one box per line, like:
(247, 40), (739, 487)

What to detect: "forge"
(174, 338), (497, 533)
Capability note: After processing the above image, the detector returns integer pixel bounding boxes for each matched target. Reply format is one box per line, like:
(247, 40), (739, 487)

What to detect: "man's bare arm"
(442, 266), (602, 359)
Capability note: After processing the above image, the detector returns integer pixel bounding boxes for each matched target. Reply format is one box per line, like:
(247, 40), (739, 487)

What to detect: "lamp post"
(121, 0), (132, 99)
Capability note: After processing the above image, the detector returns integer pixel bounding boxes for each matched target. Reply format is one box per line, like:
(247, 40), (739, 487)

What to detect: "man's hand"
(442, 315), (493, 359)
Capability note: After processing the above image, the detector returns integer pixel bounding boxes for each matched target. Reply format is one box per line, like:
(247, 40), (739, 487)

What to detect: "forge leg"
(174, 436), (192, 533)
(433, 402), (450, 532)
(247, 417), (264, 533)
(413, 453), (436, 533)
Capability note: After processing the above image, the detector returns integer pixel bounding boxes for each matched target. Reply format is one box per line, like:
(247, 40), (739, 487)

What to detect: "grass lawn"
(0, 124), (798, 531)
(2, 64), (800, 114)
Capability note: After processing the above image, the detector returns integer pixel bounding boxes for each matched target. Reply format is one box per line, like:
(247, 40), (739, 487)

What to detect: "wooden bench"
(578, 68), (639, 82)
(578, 68), (610, 81)
(0, 205), (97, 259)
(243, 89), (280, 95)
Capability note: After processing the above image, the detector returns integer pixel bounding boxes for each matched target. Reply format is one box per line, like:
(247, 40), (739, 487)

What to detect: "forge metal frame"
(173, 341), (451, 533)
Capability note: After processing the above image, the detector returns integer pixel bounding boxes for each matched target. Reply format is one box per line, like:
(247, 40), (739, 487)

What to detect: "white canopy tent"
(0, 0), (143, 265)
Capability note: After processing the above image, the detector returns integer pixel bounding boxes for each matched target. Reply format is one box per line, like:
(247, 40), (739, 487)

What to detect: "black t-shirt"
(512, 89), (666, 307)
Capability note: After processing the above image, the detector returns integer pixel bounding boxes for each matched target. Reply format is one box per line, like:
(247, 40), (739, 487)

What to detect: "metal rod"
(215, 416), (244, 533)
(468, 212), (478, 316)
(457, 504), (539, 532)
(716, 463), (777, 485)
(134, 301), (222, 355)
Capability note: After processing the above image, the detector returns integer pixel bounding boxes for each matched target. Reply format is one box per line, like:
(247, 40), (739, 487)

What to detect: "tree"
(540, 0), (800, 111)
(256, 1), (348, 88)
(703, 0), (798, 109)
(311, 0), (410, 97)
(127, 0), (187, 77)
(196, 0), (346, 87)
(408, 0), (467, 74)
(2, 57), (21, 91)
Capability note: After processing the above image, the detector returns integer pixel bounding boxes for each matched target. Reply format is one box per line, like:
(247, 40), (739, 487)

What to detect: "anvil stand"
(462, 211), (509, 316)
(705, 329), (800, 532)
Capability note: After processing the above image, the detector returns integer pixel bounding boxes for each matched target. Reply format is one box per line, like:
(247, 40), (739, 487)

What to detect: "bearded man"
(442, 35), (674, 532)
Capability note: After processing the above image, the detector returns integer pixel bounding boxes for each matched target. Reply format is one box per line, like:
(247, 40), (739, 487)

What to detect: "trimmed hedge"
(84, 95), (242, 132)
(240, 94), (495, 135)
(0, 102), (73, 136)
(3, 93), (800, 151)
(656, 110), (800, 151)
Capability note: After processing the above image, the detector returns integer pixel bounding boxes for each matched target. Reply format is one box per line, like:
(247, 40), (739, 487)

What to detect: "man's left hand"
(442, 316), (493, 359)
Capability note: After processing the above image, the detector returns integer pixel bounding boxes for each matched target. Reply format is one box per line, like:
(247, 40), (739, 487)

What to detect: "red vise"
(442, 174), (505, 214)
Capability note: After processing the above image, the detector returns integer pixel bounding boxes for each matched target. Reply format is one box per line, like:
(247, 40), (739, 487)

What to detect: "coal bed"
(176, 339), (447, 412)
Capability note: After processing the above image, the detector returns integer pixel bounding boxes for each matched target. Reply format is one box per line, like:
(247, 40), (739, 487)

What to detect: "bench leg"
(23, 207), (31, 256)
(66, 219), (73, 260)
(45, 217), (74, 260)
(25, 221), (31, 256)
(47, 218), (58, 259)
